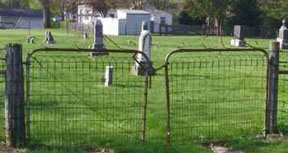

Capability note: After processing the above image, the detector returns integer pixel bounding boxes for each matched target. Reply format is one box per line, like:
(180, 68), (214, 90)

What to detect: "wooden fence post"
(266, 41), (280, 134)
(5, 44), (26, 147)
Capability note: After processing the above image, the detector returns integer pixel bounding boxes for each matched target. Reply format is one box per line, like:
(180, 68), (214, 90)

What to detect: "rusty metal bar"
(279, 71), (288, 74)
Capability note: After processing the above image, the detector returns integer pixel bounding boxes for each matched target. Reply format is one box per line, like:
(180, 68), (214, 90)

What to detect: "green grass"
(0, 29), (288, 153)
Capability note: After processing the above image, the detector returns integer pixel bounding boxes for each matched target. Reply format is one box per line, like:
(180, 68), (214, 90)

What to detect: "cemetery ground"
(0, 28), (288, 153)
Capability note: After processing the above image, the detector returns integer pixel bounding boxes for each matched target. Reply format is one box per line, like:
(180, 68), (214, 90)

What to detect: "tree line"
(0, 0), (287, 32)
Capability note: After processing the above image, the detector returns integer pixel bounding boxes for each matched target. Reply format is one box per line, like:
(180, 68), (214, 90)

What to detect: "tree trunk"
(43, 5), (51, 28)
(215, 18), (222, 36)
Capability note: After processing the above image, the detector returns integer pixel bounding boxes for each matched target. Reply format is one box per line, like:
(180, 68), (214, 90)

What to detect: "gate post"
(266, 41), (280, 134)
(5, 44), (26, 147)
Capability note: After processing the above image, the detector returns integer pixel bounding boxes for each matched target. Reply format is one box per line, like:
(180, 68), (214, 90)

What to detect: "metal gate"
(164, 48), (269, 144)
(25, 48), (150, 147)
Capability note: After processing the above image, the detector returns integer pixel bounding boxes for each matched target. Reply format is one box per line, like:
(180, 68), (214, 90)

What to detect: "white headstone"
(230, 25), (246, 47)
(277, 19), (288, 49)
(104, 66), (113, 87)
(132, 21), (154, 75)
(137, 21), (151, 63)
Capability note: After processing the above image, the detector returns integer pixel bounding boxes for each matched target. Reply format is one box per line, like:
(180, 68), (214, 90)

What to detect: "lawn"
(0, 28), (288, 153)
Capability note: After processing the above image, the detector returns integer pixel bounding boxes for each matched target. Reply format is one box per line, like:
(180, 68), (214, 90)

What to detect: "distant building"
(0, 9), (43, 29)
(77, 4), (173, 35)
(77, 5), (98, 24)
(77, 5), (151, 35)
(146, 9), (173, 33)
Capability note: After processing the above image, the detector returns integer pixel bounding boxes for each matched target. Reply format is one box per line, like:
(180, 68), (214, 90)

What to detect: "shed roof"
(117, 9), (150, 15)
(0, 9), (43, 17)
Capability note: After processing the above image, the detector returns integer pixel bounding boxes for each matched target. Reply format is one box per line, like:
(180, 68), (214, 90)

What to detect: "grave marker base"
(230, 38), (246, 47)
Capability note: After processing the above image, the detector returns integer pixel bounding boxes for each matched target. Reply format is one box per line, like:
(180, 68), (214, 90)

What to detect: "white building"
(0, 9), (43, 29)
(77, 4), (173, 35)
(99, 9), (151, 35)
(77, 5), (97, 24)
(147, 9), (173, 33)
(77, 6), (151, 36)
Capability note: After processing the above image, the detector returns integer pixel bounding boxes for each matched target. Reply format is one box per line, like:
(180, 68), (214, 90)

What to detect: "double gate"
(2, 44), (288, 147)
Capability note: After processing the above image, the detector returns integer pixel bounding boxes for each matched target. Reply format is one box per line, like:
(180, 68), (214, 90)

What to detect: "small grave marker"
(277, 19), (288, 49)
(230, 25), (246, 47)
(45, 31), (55, 44)
(84, 32), (89, 40)
(27, 36), (35, 44)
(104, 66), (113, 87)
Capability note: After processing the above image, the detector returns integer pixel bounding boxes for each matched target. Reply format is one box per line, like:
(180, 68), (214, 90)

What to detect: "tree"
(229, 0), (263, 26)
(185, 0), (231, 35)
(261, 0), (288, 19)
(39, 0), (51, 28)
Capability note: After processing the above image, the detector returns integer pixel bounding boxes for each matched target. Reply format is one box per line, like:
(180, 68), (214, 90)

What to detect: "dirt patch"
(86, 148), (114, 153)
(202, 141), (245, 153)
(0, 144), (24, 153)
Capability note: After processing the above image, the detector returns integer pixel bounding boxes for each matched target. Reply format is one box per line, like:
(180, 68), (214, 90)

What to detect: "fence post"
(5, 44), (26, 147)
(266, 41), (280, 134)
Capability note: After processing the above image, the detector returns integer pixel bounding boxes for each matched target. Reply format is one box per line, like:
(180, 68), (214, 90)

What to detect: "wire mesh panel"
(26, 49), (149, 147)
(164, 49), (268, 144)
(278, 50), (288, 133)
(0, 49), (6, 141)
(278, 74), (288, 133)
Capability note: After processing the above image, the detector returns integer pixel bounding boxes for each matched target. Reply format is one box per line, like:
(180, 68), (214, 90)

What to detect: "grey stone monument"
(91, 19), (104, 49)
(132, 21), (154, 75)
(45, 31), (55, 44)
(230, 25), (246, 47)
(277, 19), (288, 49)
(104, 66), (113, 87)
(0, 16), (2, 28)
(91, 19), (107, 56)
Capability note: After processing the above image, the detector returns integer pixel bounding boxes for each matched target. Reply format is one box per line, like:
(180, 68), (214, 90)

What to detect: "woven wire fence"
(26, 50), (149, 147)
(278, 50), (288, 133)
(0, 48), (5, 141)
(165, 50), (268, 143)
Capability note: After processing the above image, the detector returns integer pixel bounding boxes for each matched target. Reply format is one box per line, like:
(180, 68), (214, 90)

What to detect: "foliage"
(178, 11), (205, 26)
(229, 0), (263, 26)
(261, 0), (288, 19)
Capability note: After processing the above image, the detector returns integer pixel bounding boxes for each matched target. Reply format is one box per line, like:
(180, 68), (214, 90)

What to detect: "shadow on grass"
(25, 140), (212, 153)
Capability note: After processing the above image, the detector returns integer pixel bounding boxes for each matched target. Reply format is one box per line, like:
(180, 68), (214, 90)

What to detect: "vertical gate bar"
(5, 44), (26, 147)
(164, 63), (171, 145)
(265, 41), (280, 134)
(140, 70), (149, 142)
(25, 53), (32, 144)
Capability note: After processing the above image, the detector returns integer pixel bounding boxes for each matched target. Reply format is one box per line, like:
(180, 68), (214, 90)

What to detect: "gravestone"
(132, 21), (155, 76)
(27, 36), (35, 44)
(230, 25), (246, 47)
(91, 20), (107, 56)
(277, 19), (288, 49)
(45, 31), (55, 44)
(0, 16), (2, 28)
(91, 19), (104, 49)
(104, 66), (113, 87)
(84, 32), (89, 40)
